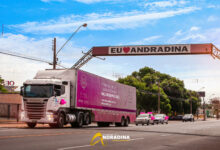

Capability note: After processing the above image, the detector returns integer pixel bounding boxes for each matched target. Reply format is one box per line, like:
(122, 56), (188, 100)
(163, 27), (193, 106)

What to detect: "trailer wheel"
(121, 117), (125, 126)
(57, 113), (65, 128)
(124, 119), (128, 127)
(27, 123), (36, 128)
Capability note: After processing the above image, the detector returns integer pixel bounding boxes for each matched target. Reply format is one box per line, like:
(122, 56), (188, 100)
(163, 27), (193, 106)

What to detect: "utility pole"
(53, 38), (56, 69)
(157, 81), (160, 114)
(203, 96), (206, 121)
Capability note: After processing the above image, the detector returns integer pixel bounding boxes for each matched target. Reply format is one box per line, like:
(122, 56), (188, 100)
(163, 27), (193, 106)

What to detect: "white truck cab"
(20, 69), (75, 128)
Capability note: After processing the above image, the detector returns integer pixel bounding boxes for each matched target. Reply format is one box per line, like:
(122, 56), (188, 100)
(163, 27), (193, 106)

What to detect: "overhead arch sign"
(71, 43), (219, 69)
(92, 43), (214, 56)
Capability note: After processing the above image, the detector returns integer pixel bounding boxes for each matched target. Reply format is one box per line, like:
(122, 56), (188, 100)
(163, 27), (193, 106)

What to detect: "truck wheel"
(147, 121), (149, 126)
(76, 113), (83, 128)
(57, 113), (65, 128)
(124, 119), (128, 127)
(27, 123), (36, 128)
(121, 117), (125, 126)
(84, 113), (90, 125)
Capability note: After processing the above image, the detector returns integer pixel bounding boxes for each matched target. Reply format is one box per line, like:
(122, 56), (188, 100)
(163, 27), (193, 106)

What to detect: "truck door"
(55, 81), (71, 108)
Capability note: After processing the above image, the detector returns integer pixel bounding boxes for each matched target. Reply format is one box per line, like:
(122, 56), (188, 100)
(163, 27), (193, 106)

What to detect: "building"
(0, 93), (22, 119)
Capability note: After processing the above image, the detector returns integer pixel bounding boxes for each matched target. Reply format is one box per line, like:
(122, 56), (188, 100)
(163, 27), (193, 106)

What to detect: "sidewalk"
(0, 117), (21, 124)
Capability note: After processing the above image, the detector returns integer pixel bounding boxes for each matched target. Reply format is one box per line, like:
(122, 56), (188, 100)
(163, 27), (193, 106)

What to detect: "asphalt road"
(0, 120), (220, 150)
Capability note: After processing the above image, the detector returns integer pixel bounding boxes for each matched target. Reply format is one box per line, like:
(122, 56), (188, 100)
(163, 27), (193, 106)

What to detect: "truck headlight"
(46, 112), (54, 121)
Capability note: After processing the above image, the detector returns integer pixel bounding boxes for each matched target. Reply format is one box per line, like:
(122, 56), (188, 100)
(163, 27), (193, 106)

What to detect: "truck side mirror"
(20, 86), (24, 96)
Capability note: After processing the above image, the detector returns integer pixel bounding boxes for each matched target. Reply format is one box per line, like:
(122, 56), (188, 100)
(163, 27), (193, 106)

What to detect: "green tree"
(0, 76), (8, 93)
(118, 66), (200, 115)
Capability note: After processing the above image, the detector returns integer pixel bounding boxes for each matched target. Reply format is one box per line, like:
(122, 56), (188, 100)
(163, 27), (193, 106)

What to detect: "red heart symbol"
(123, 47), (130, 53)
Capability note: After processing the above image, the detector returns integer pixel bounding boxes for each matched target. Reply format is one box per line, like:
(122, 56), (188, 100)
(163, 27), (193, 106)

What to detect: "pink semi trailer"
(20, 69), (136, 128)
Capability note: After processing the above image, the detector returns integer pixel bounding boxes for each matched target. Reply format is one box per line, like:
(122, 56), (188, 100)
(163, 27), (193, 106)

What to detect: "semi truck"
(20, 69), (136, 128)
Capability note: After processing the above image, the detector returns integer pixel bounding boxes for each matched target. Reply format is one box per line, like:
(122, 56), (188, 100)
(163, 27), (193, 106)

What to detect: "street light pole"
(56, 23), (87, 55)
(53, 23), (87, 69)
(53, 38), (56, 69)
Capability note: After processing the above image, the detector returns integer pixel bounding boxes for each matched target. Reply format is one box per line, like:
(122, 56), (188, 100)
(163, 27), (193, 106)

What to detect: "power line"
(0, 49), (66, 68)
(0, 49), (52, 64)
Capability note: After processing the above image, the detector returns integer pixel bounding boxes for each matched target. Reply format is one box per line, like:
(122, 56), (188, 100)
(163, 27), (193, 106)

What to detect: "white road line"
(129, 138), (144, 141)
(161, 134), (171, 137)
(57, 145), (91, 150)
(57, 138), (144, 150)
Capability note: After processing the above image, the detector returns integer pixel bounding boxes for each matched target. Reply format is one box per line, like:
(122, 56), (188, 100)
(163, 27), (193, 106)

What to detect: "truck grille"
(24, 101), (47, 120)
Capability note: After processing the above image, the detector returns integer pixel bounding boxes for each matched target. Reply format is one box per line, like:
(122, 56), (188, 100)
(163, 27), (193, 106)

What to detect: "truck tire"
(76, 112), (83, 128)
(124, 119), (128, 127)
(57, 113), (65, 128)
(83, 113), (90, 125)
(147, 121), (149, 126)
(120, 117), (125, 126)
(27, 123), (36, 128)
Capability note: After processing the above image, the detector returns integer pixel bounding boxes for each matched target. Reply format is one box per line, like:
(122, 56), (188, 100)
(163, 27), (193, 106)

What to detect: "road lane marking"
(129, 137), (144, 141)
(57, 138), (144, 150)
(161, 134), (171, 137)
(58, 145), (92, 150)
(0, 131), (96, 139)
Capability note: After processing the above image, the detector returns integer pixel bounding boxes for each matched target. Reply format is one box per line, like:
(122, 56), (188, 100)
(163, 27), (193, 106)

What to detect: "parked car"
(168, 116), (175, 120)
(154, 114), (168, 124)
(135, 113), (155, 126)
(175, 115), (183, 120)
(182, 114), (194, 122)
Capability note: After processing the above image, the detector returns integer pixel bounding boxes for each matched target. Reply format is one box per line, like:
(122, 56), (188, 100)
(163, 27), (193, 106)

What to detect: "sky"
(0, 0), (220, 102)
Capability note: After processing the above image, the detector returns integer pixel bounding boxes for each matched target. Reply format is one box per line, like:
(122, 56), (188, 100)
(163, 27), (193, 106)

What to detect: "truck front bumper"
(20, 111), (56, 124)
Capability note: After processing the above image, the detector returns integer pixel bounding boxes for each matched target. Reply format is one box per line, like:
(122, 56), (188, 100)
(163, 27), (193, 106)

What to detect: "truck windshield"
(24, 85), (53, 98)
